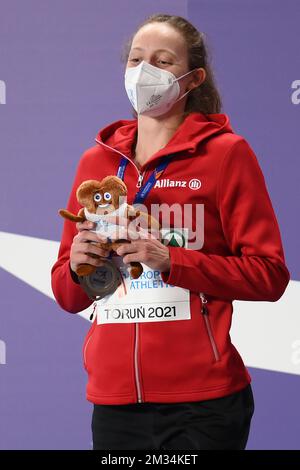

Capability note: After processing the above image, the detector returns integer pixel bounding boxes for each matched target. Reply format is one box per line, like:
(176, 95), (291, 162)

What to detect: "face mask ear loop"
(174, 87), (193, 105)
(173, 68), (199, 104)
(174, 68), (197, 82)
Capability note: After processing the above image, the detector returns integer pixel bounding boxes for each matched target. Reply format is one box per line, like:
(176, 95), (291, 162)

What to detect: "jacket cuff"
(51, 259), (92, 313)
(160, 246), (182, 286)
(68, 261), (80, 285)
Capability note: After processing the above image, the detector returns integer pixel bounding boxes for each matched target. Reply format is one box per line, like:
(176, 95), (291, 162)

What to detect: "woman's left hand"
(116, 239), (171, 273)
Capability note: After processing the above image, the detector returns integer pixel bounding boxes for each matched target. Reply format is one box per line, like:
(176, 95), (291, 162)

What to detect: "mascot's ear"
(76, 180), (101, 207)
(101, 176), (127, 196)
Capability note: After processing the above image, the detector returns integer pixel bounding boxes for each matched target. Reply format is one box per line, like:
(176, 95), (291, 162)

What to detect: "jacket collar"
(95, 112), (234, 169)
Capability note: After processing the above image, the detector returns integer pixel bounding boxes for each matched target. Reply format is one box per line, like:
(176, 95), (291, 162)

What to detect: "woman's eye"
(128, 58), (171, 66)
(94, 193), (102, 202)
(103, 192), (111, 201)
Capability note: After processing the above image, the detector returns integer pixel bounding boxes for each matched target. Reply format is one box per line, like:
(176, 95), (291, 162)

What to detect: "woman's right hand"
(70, 220), (110, 273)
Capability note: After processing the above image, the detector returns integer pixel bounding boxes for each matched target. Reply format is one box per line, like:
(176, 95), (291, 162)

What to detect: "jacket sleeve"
(161, 138), (290, 301)
(51, 156), (93, 313)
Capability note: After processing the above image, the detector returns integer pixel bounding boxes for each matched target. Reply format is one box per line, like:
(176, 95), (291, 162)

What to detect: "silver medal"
(78, 259), (122, 301)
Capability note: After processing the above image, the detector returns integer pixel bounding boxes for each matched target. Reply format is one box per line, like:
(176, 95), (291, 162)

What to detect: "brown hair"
(121, 13), (222, 117)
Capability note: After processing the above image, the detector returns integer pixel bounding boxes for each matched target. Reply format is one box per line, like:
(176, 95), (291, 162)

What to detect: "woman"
(51, 14), (290, 450)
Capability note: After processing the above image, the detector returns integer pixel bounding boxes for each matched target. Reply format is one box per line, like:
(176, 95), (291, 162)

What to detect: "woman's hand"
(70, 220), (110, 273)
(115, 238), (171, 273)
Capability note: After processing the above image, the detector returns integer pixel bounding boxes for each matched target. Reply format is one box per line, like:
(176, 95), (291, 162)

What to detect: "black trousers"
(91, 384), (255, 450)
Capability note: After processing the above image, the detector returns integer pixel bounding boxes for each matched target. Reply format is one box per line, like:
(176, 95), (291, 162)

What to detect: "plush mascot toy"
(59, 175), (160, 280)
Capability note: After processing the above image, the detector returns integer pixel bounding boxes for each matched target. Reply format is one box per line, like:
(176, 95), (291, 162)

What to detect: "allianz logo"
(154, 178), (201, 190)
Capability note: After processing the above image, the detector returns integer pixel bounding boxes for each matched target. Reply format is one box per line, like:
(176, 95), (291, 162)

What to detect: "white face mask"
(124, 60), (196, 118)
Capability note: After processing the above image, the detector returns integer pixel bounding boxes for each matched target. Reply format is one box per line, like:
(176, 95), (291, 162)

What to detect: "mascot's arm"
(58, 207), (85, 222)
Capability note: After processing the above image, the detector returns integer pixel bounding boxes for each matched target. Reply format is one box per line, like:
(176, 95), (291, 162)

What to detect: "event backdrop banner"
(0, 0), (299, 449)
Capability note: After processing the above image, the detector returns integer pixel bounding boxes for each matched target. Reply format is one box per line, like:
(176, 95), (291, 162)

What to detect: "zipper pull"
(200, 292), (208, 315)
(89, 302), (97, 321)
(136, 172), (144, 188)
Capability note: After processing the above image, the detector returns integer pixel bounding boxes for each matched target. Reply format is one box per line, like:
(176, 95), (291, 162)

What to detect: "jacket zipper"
(83, 335), (93, 369)
(134, 323), (143, 402)
(137, 171), (146, 188)
(122, 156), (145, 402)
(95, 138), (146, 402)
(200, 292), (221, 362)
(83, 303), (97, 369)
(95, 138), (145, 189)
(134, 168), (146, 403)
(134, 168), (146, 402)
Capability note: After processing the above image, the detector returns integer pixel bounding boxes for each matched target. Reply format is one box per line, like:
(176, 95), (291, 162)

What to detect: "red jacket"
(51, 112), (290, 405)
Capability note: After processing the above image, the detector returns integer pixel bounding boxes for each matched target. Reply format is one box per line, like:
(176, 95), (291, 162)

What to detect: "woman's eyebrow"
(131, 47), (177, 57)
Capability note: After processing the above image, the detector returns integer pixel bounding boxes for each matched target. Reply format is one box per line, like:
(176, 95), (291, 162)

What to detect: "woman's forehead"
(131, 23), (187, 56)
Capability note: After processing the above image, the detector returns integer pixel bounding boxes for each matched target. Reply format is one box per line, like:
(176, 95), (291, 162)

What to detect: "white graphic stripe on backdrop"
(0, 231), (299, 376)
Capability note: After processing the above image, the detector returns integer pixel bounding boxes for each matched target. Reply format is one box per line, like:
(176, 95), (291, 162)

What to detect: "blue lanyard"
(117, 156), (172, 205)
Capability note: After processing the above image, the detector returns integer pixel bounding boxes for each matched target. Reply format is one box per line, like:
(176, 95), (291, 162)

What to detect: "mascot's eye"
(93, 193), (102, 202)
(103, 192), (111, 201)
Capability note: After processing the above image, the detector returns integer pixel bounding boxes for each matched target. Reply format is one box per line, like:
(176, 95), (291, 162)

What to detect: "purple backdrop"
(0, 0), (299, 449)
(188, 0), (300, 449)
